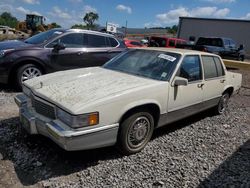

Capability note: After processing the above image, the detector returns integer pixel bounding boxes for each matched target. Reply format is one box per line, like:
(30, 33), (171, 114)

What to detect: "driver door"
(167, 55), (204, 124)
(48, 33), (90, 70)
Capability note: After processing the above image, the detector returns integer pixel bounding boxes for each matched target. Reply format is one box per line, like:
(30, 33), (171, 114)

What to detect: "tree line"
(0, 11), (178, 34)
(0, 11), (99, 30)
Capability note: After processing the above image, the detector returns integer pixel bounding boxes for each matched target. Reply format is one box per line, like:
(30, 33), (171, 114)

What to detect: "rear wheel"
(117, 111), (154, 155)
(16, 64), (42, 89)
(216, 92), (230, 114)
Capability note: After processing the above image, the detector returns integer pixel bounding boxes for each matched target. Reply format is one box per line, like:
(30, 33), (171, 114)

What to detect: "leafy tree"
(149, 27), (164, 29)
(168, 25), (178, 35)
(0, 12), (18, 28)
(83, 12), (99, 30)
(71, 24), (88, 29)
(50, 22), (61, 28)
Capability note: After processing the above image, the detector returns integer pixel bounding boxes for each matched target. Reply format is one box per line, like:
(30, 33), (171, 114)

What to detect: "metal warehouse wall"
(177, 17), (250, 54)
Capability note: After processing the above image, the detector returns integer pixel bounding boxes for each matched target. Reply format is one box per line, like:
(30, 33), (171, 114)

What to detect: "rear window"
(214, 57), (225, 77)
(87, 34), (107, 47)
(197, 38), (223, 47)
(109, 37), (119, 47)
(169, 39), (175, 47)
(150, 37), (167, 47)
(202, 56), (225, 79)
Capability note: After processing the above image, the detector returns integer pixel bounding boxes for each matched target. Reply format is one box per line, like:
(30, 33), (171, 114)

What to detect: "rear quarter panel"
(225, 71), (242, 93)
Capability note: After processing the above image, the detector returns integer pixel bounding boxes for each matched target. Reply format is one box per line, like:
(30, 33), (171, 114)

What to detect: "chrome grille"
(32, 97), (56, 119)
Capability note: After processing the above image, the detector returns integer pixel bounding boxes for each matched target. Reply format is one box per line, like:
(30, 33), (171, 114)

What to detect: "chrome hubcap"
(128, 116), (150, 148)
(21, 67), (42, 82)
(219, 94), (229, 113)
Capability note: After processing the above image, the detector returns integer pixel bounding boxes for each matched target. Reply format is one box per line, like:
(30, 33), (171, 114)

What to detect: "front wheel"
(16, 64), (42, 89)
(215, 92), (230, 114)
(117, 111), (154, 155)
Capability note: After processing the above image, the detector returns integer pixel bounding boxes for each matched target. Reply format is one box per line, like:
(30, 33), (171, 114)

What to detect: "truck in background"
(149, 36), (187, 48)
(176, 36), (245, 61)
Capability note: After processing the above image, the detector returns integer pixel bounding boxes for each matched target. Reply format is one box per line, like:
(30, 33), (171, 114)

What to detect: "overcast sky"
(0, 0), (250, 28)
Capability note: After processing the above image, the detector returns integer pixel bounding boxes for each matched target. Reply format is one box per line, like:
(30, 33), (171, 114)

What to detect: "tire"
(215, 92), (230, 114)
(117, 111), (154, 155)
(239, 55), (245, 62)
(16, 64), (42, 90)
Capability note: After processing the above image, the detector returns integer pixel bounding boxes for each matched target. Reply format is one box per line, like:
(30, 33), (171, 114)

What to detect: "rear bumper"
(15, 94), (119, 151)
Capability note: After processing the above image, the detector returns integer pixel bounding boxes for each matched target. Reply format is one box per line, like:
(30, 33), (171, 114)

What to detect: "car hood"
(0, 40), (32, 50)
(24, 67), (159, 113)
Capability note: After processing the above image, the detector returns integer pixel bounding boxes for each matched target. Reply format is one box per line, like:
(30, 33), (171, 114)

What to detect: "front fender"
(119, 99), (162, 118)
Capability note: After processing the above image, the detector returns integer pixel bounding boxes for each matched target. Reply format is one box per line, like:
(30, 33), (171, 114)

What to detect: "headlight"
(0, 50), (5, 58)
(22, 85), (31, 97)
(56, 108), (99, 128)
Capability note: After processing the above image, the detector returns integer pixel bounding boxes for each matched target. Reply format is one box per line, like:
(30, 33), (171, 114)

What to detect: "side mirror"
(238, 44), (244, 50)
(173, 76), (188, 86)
(53, 42), (66, 51)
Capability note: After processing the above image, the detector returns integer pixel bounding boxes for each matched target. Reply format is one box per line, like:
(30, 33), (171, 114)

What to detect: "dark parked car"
(124, 39), (147, 48)
(0, 28), (126, 89)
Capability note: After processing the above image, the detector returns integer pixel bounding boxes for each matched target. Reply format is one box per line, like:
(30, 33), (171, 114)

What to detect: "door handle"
(220, 79), (225, 83)
(197, 83), (204, 88)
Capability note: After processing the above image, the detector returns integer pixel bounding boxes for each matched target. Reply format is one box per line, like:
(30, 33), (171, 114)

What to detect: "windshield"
(24, 29), (64, 44)
(103, 49), (181, 81)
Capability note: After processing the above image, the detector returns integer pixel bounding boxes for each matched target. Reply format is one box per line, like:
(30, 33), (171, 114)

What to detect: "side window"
(169, 39), (175, 47)
(214, 57), (225, 77)
(109, 37), (118, 47)
(47, 33), (86, 48)
(224, 39), (230, 48)
(87, 34), (107, 47)
(229, 39), (236, 48)
(177, 55), (202, 82)
(202, 56), (221, 79)
(161, 39), (166, 47)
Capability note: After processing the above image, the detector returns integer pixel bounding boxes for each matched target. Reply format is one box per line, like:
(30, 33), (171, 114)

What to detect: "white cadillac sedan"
(15, 48), (242, 155)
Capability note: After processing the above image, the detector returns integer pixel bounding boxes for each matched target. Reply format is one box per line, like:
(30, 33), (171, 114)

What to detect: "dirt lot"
(0, 69), (250, 188)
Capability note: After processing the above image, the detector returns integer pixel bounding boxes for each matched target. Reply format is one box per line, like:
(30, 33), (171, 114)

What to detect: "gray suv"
(0, 28), (126, 89)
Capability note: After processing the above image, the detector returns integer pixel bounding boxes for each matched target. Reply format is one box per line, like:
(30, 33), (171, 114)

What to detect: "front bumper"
(15, 94), (119, 151)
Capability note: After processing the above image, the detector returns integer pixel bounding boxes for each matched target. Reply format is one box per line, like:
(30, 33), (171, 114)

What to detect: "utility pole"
(125, 20), (127, 37)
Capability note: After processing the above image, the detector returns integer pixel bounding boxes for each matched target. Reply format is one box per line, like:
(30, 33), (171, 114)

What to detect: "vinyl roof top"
(134, 47), (218, 56)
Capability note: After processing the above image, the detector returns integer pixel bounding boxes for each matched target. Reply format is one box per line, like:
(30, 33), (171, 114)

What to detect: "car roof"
(64, 28), (115, 37)
(133, 47), (219, 56)
(198, 36), (232, 40)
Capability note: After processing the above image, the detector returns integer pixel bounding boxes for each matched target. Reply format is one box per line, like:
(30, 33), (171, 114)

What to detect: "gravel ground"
(0, 69), (250, 188)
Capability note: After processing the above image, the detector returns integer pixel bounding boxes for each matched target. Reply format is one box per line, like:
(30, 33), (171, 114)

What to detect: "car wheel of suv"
(216, 92), (230, 114)
(239, 55), (245, 62)
(118, 111), (154, 155)
(17, 64), (42, 89)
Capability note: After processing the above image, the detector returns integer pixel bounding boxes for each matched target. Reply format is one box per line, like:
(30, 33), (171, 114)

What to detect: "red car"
(149, 36), (187, 48)
(124, 39), (147, 48)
